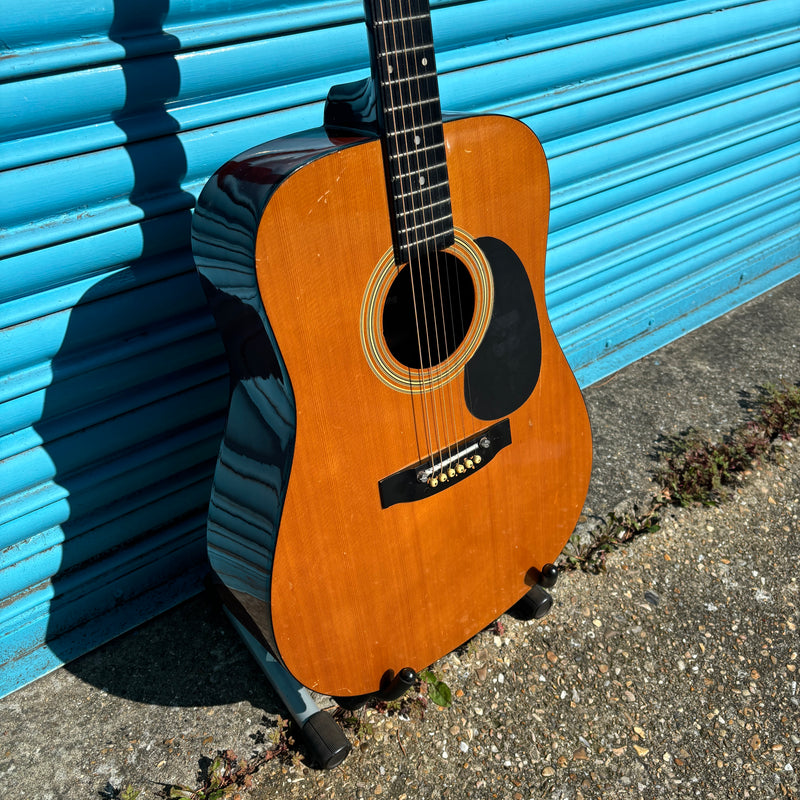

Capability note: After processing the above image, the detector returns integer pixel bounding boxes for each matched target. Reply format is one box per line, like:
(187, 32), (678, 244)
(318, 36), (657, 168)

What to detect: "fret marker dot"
(414, 135), (421, 145)
(422, 57), (428, 66)
(419, 175), (426, 185)
(388, 64), (393, 74)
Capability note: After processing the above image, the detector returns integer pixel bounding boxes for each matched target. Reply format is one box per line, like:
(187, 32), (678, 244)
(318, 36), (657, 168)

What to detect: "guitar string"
(419, 1), (473, 456)
(416, 0), (477, 451)
(387, 0), (445, 467)
(391, 0), (457, 477)
(374, 0), (440, 472)
(382, 0), (444, 473)
(399, 0), (463, 476)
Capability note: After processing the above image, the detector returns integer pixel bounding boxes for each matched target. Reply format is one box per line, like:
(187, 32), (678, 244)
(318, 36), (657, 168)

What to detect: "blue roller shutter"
(1, 0), (798, 695)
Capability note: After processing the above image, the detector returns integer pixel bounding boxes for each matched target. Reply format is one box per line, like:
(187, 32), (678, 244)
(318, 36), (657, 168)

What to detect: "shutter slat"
(2, 0), (797, 697)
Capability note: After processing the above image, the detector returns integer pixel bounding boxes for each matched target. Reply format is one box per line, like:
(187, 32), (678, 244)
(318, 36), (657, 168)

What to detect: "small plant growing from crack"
(564, 507), (662, 573)
(418, 669), (453, 708)
(660, 381), (799, 506)
(159, 717), (294, 799)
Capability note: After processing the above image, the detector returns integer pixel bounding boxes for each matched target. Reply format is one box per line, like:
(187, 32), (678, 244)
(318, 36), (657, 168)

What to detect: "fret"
(390, 165), (448, 185)
(387, 117), (444, 140)
(389, 129), (443, 148)
(391, 160), (447, 176)
(376, 42), (433, 59)
(396, 197), (453, 216)
(391, 151), (444, 172)
(379, 72), (437, 87)
(388, 141), (444, 159)
(397, 205), (453, 222)
(396, 216), (454, 238)
(393, 186), (451, 204)
(396, 230), (452, 250)
(383, 96), (439, 114)
(373, 12), (429, 25)
(391, 164), (448, 184)
(387, 120), (442, 137)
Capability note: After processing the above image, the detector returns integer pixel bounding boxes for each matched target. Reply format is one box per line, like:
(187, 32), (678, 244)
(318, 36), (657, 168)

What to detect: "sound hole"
(382, 251), (475, 370)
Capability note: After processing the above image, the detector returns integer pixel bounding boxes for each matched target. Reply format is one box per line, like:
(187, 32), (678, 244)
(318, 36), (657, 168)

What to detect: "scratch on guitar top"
(308, 190), (332, 214)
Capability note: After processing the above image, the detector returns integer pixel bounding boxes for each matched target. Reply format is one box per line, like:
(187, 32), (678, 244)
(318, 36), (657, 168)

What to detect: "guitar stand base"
(508, 584), (553, 620)
(222, 608), (351, 769)
(508, 565), (559, 620)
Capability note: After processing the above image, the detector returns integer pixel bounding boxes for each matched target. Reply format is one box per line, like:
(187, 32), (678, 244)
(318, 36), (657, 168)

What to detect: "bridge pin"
(439, 472), (448, 483)
(473, 454), (482, 465)
(465, 458), (474, 469)
(456, 463), (466, 474)
(429, 477), (439, 488)
(447, 467), (456, 478)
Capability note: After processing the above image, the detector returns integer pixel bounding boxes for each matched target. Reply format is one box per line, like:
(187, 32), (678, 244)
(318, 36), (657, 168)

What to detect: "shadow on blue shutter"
(31, 0), (229, 703)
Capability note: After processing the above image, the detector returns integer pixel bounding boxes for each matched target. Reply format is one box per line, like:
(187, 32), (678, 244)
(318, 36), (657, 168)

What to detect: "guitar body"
(193, 114), (592, 697)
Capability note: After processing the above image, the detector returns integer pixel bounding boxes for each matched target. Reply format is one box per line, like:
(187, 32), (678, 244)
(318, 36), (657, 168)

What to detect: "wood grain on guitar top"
(248, 115), (592, 696)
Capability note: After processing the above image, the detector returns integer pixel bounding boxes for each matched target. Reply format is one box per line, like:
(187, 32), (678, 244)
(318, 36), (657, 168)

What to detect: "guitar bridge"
(378, 418), (511, 509)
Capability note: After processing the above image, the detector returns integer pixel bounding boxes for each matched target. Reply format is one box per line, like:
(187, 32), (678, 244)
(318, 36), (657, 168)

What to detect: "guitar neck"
(363, 0), (455, 264)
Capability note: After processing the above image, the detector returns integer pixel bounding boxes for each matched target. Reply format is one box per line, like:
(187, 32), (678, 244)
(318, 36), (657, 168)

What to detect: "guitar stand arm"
(332, 666), (417, 711)
(222, 609), (351, 769)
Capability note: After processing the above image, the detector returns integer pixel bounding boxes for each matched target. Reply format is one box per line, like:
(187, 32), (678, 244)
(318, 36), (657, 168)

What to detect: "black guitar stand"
(222, 608), (422, 768)
(216, 563), (558, 769)
(222, 609), (352, 770)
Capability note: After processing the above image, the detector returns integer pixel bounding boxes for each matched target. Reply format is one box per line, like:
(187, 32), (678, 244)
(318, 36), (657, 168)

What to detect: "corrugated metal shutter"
(2, 0), (798, 695)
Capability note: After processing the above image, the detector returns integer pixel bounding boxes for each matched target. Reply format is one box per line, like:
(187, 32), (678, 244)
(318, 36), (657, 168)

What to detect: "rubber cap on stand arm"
(301, 710), (352, 769)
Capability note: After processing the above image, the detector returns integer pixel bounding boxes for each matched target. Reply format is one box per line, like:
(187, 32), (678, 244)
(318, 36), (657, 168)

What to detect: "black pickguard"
(464, 237), (542, 420)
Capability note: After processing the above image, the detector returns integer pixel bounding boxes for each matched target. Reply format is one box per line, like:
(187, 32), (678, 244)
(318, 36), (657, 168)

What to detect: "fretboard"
(364, 0), (455, 264)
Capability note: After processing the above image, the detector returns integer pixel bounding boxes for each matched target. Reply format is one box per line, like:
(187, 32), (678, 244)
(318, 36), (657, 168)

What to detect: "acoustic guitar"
(192, 0), (592, 699)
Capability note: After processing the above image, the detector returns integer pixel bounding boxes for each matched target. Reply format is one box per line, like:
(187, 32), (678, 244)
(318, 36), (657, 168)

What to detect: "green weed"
(660, 381), (799, 506)
(564, 381), (799, 571)
(564, 508), (661, 573)
(418, 669), (452, 708)
(160, 718), (293, 800)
